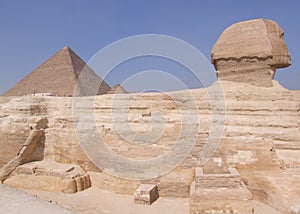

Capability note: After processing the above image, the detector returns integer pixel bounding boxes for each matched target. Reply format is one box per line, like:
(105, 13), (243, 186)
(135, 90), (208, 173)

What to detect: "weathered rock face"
(211, 19), (291, 87)
(4, 161), (91, 193)
(190, 167), (253, 214)
(0, 105), (91, 194)
(0, 80), (299, 202)
(0, 97), (48, 168)
(0, 129), (45, 182)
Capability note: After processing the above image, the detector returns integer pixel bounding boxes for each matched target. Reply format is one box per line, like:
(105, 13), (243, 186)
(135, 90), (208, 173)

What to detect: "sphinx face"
(266, 20), (291, 68)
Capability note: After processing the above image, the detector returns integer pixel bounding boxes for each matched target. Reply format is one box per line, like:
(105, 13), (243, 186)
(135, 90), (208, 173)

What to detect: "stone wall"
(0, 80), (299, 201)
(190, 167), (253, 214)
(195, 167), (242, 189)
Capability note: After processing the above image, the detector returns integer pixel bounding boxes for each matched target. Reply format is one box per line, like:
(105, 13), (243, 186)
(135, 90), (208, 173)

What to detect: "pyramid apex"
(62, 46), (71, 51)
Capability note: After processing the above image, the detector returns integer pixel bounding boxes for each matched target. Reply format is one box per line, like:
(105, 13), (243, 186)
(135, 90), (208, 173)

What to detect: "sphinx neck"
(214, 58), (276, 87)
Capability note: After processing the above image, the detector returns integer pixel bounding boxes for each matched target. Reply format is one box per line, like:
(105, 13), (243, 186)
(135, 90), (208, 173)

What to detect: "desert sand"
(0, 185), (281, 214)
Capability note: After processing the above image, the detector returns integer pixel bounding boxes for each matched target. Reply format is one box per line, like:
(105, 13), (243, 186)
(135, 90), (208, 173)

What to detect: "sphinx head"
(211, 19), (291, 87)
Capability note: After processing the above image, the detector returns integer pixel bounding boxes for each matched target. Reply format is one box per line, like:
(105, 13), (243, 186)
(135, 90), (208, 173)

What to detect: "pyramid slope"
(4, 47), (110, 97)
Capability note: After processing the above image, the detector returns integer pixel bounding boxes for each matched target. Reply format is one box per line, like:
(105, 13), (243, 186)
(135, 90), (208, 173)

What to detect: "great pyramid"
(3, 47), (111, 97)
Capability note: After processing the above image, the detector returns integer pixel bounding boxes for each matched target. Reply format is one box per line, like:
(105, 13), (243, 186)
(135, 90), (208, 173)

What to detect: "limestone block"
(191, 168), (253, 213)
(4, 161), (91, 194)
(195, 167), (243, 189)
(0, 127), (45, 182)
(190, 181), (253, 214)
(88, 171), (141, 194)
(134, 184), (159, 205)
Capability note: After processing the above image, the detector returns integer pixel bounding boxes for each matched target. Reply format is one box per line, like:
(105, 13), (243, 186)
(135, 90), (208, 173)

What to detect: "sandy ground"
(0, 184), (72, 214)
(19, 187), (283, 214)
(0, 182), (283, 214)
(25, 187), (189, 214)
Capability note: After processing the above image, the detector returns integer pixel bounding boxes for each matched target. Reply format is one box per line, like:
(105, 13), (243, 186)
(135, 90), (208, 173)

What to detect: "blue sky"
(0, 0), (299, 93)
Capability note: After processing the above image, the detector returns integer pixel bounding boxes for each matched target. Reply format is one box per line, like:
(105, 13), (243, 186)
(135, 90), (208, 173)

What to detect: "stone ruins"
(0, 19), (299, 213)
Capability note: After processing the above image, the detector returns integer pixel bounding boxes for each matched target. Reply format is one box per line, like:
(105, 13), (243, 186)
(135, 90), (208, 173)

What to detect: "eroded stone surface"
(190, 167), (253, 214)
(0, 80), (299, 213)
(0, 121), (46, 182)
(4, 161), (91, 194)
